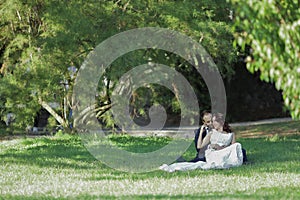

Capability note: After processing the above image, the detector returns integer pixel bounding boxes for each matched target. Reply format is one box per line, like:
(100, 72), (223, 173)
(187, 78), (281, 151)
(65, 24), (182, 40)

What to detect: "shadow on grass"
(2, 186), (299, 199)
(75, 188), (300, 199)
(236, 134), (300, 173)
(0, 136), (106, 169)
(108, 134), (172, 153)
(1, 134), (299, 175)
(234, 120), (300, 138)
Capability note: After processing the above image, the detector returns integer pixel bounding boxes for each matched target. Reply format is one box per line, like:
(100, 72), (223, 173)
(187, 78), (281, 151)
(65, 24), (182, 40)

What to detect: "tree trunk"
(38, 97), (67, 128)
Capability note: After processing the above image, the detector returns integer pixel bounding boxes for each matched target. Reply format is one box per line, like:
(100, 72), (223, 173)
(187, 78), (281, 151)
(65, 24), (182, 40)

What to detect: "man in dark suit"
(190, 111), (212, 162)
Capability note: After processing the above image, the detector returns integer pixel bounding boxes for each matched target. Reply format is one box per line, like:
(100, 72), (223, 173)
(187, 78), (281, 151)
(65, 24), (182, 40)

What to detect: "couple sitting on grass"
(160, 111), (248, 172)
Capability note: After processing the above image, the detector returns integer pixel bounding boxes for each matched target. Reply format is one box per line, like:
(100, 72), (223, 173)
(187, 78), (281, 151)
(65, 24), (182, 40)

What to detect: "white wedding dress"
(159, 129), (244, 172)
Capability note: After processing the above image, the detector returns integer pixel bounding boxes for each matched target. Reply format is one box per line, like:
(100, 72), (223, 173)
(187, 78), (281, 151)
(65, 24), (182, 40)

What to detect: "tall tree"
(231, 0), (300, 118)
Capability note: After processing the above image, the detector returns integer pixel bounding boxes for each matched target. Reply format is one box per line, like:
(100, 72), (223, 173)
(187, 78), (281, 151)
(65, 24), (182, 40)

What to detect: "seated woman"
(200, 113), (244, 168)
(159, 113), (244, 172)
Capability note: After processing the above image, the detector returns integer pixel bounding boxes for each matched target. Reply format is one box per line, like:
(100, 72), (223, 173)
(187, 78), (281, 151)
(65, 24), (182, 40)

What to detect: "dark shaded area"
(226, 63), (290, 122)
(165, 63), (290, 126)
(34, 108), (50, 127)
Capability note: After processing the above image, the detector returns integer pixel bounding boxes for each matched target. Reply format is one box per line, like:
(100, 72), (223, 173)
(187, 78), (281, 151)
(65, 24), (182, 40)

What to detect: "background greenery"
(1, 1), (299, 199)
(0, 0), (297, 133)
(0, 0), (238, 132)
(231, 0), (300, 119)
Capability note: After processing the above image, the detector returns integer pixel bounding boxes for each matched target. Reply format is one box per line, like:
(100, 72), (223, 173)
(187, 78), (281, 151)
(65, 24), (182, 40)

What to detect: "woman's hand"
(210, 144), (224, 150)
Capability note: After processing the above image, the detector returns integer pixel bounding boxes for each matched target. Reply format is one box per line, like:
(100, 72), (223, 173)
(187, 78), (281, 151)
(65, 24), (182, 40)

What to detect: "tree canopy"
(0, 0), (238, 132)
(231, 0), (300, 119)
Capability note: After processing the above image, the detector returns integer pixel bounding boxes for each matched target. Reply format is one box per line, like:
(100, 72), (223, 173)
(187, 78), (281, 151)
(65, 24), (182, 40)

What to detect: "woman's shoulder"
(226, 132), (234, 137)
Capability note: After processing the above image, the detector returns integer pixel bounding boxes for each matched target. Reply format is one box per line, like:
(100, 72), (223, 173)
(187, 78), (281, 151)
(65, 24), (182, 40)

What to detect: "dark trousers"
(242, 148), (248, 163)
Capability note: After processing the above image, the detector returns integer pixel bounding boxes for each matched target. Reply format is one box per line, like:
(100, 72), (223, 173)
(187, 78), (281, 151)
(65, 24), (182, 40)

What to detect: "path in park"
(126, 117), (293, 139)
(230, 117), (293, 127)
(0, 117), (293, 141)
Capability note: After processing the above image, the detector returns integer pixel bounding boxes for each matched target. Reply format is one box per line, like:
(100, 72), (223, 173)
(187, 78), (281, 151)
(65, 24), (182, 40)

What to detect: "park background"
(1, 1), (300, 199)
(1, 0), (297, 134)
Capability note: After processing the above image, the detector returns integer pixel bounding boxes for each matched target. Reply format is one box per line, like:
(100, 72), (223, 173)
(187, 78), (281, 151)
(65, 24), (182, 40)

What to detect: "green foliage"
(231, 0), (300, 119)
(46, 115), (57, 131)
(1, 0), (238, 132)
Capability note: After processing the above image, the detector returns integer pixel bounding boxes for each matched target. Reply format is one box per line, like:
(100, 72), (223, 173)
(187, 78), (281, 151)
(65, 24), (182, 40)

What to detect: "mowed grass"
(0, 121), (300, 199)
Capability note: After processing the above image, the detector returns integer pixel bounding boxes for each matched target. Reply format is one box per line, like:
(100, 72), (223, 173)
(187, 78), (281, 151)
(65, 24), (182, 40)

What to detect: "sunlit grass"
(234, 120), (300, 138)
(0, 122), (300, 199)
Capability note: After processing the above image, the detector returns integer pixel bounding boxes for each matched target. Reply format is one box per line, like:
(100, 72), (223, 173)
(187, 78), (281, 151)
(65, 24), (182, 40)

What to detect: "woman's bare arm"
(231, 132), (236, 144)
(199, 130), (212, 149)
(196, 125), (205, 149)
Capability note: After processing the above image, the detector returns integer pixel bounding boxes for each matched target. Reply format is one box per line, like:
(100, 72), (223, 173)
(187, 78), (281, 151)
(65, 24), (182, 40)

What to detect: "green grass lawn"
(1, 121), (300, 199)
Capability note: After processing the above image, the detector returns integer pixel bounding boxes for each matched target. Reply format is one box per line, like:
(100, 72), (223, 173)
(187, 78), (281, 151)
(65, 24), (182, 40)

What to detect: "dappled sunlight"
(234, 121), (300, 139)
(1, 164), (300, 198)
(0, 126), (300, 198)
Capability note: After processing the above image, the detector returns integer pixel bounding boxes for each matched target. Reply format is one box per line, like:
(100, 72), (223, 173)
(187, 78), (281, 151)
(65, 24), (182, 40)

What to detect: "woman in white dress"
(159, 113), (244, 172)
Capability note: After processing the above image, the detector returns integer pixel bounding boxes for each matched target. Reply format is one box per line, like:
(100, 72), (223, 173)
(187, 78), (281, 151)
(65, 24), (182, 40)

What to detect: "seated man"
(190, 111), (212, 162)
